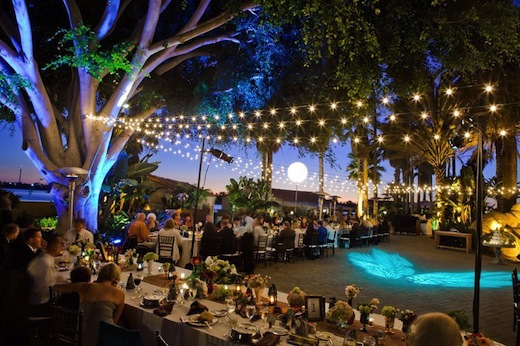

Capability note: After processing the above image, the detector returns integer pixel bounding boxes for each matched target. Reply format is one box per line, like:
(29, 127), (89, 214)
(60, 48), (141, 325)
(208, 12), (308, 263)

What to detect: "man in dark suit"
(0, 228), (43, 346)
(0, 223), (20, 269)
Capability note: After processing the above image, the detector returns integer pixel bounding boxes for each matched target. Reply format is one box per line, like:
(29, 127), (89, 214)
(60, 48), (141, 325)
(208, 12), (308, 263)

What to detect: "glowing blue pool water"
(348, 249), (510, 288)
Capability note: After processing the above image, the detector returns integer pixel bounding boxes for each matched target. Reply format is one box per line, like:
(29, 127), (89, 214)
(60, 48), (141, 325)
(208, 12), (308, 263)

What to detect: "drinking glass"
(245, 303), (256, 321)
(134, 274), (143, 292)
(225, 298), (235, 322)
(342, 337), (356, 346)
(260, 307), (269, 327)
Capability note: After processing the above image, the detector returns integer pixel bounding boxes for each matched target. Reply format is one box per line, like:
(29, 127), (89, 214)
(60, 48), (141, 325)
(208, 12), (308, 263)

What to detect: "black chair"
(220, 236), (242, 268)
(50, 304), (83, 346)
(156, 330), (170, 346)
(254, 235), (269, 267)
(157, 236), (175, 263)
(326, 230), (338, 256)
(96, 320), (141, 346)
(305, 232), (320, 259)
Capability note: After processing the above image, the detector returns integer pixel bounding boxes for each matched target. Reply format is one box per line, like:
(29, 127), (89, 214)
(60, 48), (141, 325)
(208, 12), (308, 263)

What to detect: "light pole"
(190, 139), (233, 258)
(287, 162), (308, 215)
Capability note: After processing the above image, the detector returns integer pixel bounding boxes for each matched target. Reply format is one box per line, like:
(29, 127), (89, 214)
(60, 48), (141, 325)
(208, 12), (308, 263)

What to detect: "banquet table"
(120, 263), (411, 346)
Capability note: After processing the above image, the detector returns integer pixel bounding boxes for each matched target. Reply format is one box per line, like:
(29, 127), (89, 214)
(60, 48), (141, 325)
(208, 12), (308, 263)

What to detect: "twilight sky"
(0, 125), (504, 203)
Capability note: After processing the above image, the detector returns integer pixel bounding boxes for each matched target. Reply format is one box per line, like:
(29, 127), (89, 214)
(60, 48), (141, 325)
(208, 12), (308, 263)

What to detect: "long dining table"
(120, 263), (410, 346)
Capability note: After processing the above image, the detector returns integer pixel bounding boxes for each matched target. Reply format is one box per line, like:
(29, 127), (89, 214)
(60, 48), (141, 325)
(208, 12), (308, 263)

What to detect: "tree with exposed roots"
(0, 0), (257, 232)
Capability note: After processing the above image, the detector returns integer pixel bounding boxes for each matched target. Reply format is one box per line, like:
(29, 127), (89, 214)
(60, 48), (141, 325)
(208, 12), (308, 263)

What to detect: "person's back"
(317, 224), (328, 244)
(218, 221), (235, 254)
(56, 266), (92, 310)
(407, 312), (462, 346)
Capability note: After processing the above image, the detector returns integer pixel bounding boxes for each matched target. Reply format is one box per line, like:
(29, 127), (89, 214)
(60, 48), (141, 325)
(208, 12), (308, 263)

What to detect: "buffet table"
(120, 264), (408, 345)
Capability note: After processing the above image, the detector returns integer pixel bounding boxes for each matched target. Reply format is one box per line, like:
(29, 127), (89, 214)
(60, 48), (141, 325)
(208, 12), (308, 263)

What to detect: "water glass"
(245, 304), (256, 321)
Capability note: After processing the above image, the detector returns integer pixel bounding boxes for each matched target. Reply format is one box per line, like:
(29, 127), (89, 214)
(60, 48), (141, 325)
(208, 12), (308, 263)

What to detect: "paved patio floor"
(255, 234), (516, 345)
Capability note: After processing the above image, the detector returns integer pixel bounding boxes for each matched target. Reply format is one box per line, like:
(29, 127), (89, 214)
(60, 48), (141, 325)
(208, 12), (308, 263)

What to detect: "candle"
(225, 285), (229, 290)
(369, 317), (374, 326)
(107, 255), (113, 262)
(180, 273), (186, 280)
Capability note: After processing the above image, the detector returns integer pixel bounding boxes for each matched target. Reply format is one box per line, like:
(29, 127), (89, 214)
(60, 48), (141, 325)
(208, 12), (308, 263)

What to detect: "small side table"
(482, 242), (515, 264)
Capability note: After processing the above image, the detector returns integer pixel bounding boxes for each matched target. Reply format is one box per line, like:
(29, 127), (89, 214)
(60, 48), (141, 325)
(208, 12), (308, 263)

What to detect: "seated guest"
(53, 263), (125, 346)
(56, 266), (92, 310)
(200, 222), (219, 257)
(217, 214), (231, 231)
(407, 312), (462, 346)
(275, 221), (295, 254)
(157, 218), (183, 263)
(252, 216), (267, 244)
(303, 219), (318, 259)
(234, 211), (254, 237)
(145, 213), (159, 232)
(0, 223), (19, 269)
(218, 219), (235, 254)
(317, 220), (328, 244)
(125, 213), (149, 249)
(172, 212), (183, 229)
(28, 234), (67, 317)
(183, 214), (194, 230)
(63, 218), (94, 246)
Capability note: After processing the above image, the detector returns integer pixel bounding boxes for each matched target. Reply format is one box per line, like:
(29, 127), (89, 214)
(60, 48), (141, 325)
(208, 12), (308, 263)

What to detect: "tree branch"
(0, 8), (21, 54)
(62, 0), (82, 29)
(178, 0), (212, 35)
(138, 0), (162, 50)
(95, 0), (121, 40)
(12, 0), (33, 61)
(149, 1), (257, 55)
(0, 38), (23, 72)
(154, 51), (209, 76)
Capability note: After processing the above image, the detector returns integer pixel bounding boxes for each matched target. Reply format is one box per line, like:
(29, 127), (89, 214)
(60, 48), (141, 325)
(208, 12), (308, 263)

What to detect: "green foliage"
(447, 310), (471, 331)
(102, 212), (130, 241)
(0, 72), (32, 107)
(212, 286), (233, 301)
(37, 216), (58, 229)
(226, 176), (280, 212)
(44, 25), (134, 80)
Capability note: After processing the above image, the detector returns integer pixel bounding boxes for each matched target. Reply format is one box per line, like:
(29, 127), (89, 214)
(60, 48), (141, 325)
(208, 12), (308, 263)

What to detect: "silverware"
(205, 321), (213, 329)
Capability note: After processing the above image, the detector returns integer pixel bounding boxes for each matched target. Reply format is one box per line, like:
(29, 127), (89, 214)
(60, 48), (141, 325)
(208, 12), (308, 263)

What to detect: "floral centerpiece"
(205, 256), (238, 284)
(124, 248), (136, 266)
(187, 256), (207, 280)
(143, 252), (159, 262)
(68, 244), (81, 256)
(180, 225), (188, 235)
(381, 306), (397, 332)
(186, 278), (208, 299)
(464, 333), (493, 346)
(287, 286), (306, 308)
(247, 274), (270, 302)
(357, 298), (379, 332)
(326, 300), (354, 328)
(398, 309), (417, 333)
(344, 284), (361, 305)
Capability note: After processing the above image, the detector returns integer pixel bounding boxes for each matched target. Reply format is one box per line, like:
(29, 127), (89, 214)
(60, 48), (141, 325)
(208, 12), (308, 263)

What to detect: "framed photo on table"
(305, 295), (325, 321)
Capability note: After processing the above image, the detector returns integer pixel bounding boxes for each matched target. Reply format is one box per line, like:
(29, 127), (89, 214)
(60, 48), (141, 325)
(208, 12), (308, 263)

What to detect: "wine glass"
(134, 274), (143, 293)
(260, 307), (269, 328)
(225, 298), (235, 322)
(245, 303), (256, 321)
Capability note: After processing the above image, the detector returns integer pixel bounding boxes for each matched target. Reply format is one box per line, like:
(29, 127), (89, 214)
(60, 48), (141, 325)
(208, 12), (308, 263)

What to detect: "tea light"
(369, 317), (375, 326)
(107, 255), (114, 262)
(83, 255), (90, 261)
(224, 285), (229, 290)
(180, 273), (186, 280)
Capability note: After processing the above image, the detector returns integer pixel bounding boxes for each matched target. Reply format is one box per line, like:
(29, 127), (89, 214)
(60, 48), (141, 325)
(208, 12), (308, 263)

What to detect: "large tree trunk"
(495, 134), (518, 213)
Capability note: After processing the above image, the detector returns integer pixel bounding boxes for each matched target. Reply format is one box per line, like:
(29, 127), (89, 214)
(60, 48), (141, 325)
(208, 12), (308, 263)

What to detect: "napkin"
(187, 301), (208, 315)
(256, 332), (280, 346)
(154, 301), (175, 317)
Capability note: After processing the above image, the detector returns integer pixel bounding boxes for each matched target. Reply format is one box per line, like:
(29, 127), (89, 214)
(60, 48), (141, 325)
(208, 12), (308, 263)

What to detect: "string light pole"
(190, 137), (234, 258)
(287, 162), (308, 215)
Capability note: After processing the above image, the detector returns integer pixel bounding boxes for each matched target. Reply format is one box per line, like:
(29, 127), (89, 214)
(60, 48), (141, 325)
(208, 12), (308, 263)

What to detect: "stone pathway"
(255, 234), (516, 345)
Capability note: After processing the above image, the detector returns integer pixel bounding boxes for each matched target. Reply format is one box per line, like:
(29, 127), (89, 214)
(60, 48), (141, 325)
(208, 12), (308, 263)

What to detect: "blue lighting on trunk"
(348, 249), (510, 289)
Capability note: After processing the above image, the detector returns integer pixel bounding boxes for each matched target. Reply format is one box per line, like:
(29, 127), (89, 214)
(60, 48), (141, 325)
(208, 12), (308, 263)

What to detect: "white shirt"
(234, 216), (254, 237)
(253, 225), (267, 244)
(63, 228), (94, 246)
(157, 227), (183, 262)
(27, 253), (66, 305)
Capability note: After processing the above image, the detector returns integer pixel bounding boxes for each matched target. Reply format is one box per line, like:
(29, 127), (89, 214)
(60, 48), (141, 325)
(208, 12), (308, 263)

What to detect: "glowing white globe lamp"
(287, 162), (308, 183)
(287, 162), (308, 214)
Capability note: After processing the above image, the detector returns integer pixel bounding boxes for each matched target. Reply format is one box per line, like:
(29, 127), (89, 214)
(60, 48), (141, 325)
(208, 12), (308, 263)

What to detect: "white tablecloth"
(143, 234), (201, 268)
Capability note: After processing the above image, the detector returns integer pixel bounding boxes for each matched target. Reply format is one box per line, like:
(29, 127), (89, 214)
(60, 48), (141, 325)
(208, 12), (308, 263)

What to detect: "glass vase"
(360, 312), (370, 332)
(384, 316), (395, 333)
(402, 321), (410, 334)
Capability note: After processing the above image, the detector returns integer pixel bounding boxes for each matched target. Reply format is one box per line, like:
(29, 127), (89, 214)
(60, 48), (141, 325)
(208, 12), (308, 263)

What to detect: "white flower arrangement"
(204, 256), (238, 284)
(68, 244), (81, 256)
(345, 284), (361, 299)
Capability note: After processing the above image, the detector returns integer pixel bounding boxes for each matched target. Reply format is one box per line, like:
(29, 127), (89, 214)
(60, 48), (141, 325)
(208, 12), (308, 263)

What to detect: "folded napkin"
(256, 332), (280, 346)
(187, 301), (208, 315)
(154, 301), (175, 317)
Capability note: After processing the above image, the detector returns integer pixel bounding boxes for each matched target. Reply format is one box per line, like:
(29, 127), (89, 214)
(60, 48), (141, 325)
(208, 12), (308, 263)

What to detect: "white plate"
(210, 309), (228, 317)
(183, 315), (218, 327)
(266, 326), (289, 336)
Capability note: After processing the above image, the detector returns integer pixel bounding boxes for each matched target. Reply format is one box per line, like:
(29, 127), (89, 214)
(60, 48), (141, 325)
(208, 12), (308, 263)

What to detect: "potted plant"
(381, 306), (397, 333)
(143, 252), (159, 275)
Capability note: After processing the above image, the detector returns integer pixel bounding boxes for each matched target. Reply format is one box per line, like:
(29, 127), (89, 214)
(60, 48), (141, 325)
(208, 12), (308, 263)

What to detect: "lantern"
(234, 277), (242, 295)
(268, 284), (277, 306)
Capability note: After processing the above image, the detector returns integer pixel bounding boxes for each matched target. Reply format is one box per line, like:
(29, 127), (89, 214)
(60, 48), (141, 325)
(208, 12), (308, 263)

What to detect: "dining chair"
(50, 304), (83, 346)
(96, 320), (141, 346)
(254, 235), (269, 267)
(326, 230), (338, 256)
(220, 236), (242, 268)
(158, 236), (175, 263)
(155, 330), (170, 346)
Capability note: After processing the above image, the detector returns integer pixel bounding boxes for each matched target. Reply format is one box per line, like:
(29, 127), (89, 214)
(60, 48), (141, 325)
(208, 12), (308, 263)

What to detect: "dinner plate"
(183, 315), (218, 327)
(139, 302), (157, 309)
(210, 309), (228, 317)
(266, 326), (289, 336)
(315, 331), (334, 340)
(228, 332), (262, 344)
